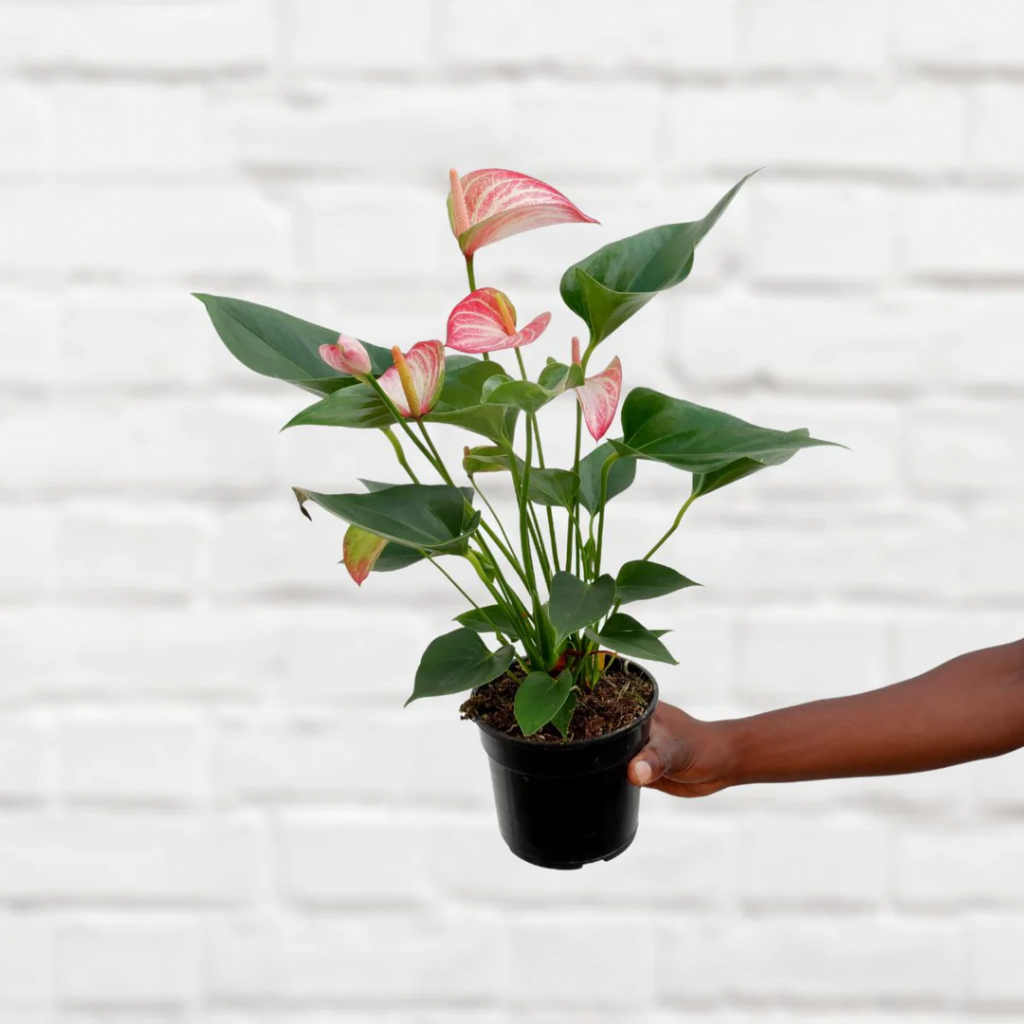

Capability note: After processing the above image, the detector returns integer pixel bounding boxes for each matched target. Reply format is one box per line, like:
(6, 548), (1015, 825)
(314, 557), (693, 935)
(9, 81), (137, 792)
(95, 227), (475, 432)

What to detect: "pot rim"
(471, 657), (658, 751)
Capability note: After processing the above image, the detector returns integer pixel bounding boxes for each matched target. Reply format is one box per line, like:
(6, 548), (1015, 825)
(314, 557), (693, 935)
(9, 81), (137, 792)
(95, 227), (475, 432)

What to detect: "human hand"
(627, 701), (737, 797)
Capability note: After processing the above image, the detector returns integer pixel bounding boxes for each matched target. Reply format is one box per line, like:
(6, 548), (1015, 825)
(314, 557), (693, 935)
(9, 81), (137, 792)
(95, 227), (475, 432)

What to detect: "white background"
(3, 0), (1024, 1020)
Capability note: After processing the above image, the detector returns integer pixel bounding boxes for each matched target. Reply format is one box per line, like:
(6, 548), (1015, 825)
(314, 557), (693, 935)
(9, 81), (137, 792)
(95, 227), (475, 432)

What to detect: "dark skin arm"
(628, 638), (1024, 797)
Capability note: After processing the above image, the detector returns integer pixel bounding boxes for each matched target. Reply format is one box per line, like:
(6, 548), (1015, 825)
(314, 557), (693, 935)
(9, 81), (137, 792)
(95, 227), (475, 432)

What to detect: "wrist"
(709, 716), (756, 788)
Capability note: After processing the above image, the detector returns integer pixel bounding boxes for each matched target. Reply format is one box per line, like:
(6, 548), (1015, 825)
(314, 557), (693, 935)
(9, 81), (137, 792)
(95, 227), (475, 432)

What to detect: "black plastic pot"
(474, 661), (658, 870)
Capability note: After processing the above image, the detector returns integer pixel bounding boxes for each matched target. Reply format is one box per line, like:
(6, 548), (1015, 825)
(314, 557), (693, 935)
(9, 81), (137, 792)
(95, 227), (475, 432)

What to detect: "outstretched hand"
(627, 701), (737, 798)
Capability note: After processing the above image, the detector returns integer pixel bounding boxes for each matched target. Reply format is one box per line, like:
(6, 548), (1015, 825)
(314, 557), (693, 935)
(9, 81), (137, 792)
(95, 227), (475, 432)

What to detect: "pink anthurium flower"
(376, 340), (445, 419)
(319, 333), (373, 376)
(447, 168), (598, 257)
(571, 337), (622, 441)
(343, 525), (387, 586)
(446, 287), (551, 354)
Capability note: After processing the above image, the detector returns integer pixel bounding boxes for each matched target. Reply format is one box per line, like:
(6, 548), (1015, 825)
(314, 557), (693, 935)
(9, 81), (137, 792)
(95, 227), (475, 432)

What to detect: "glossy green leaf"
(690, 429), (817, 498)
(294, 484), (479, 553)
(528, 468), (580, 508)
(514, 670), (574, 736)
(551, 688), (578, 739)
(406, 628), (515, 704)
(559, 173), (755, 344)
(195, 294), (392, 396)
(538, 359), (585, 393)
(372, 543), (426, 573)
(427, 359), (519, 443)
(485, 379), (561, 414)
(610, 388), (838, 474)
(577, 442), (637, 515)
(454, 604), (520, 640)
(548, 571), (616, 642)
(615, 560), (700, 604)
(283, 383), (392, 430)
(586, 612), (677, 665)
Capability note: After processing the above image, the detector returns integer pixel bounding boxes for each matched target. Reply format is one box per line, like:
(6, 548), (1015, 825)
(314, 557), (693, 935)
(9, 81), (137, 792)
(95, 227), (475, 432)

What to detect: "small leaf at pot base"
(514, 670), (574, 736)
(407, 629), (515, 704)
(551, 688), (578, 739)
(577, 442), (637, 515)
(454, 604), (520, 640)
(586, 612), (678, 665)
(614, 561), (701, 604)
(548, 571), (616, 642)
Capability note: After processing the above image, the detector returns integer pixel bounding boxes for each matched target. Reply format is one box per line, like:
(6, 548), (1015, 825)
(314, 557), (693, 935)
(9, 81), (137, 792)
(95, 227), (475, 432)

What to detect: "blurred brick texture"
(2, 0), (1024, 1021)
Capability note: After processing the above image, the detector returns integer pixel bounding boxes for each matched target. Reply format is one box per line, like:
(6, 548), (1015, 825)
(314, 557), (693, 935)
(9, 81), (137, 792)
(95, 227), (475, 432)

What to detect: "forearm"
(719, 638), (1024, 785)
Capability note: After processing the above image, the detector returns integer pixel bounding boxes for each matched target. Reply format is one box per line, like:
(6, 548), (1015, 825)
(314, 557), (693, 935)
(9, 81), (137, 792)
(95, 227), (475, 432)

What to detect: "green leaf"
(586, 612), (677, 665)
(194, 294), (392, 397)
(528, 468), (580, 508)
(294, 484), (479, 553)
(548, 571), (616, 642)
(372, 544), (426, 573)
(463, 445), (513, 476)
(690, 429), (819, 498)
(559, 173), (756, 344)
(454, 604), (520, 640)
(427, 360), (519, 443)
(538, 360), (585, 392)
(514, 670), (574, 736)
(484, 379), (561, 414)
(615, 560), (700, 604)
(551, 688), (578, 739)
(407, 629), (515, 704)
(611, 388), (838, 474)
(577, 442), (637, 515)
(284, 383), (393, 430)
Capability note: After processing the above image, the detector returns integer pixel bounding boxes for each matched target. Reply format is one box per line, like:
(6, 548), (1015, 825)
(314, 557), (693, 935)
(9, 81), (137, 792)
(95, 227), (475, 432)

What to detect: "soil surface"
(460, 662), (655, 743)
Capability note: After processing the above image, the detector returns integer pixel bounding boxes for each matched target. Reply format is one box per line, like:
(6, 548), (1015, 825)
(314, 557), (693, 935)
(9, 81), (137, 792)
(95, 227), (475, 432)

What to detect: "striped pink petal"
(446, 288), (551, 354)
(377, 340), (445, 418)
(447, 169), (598, 256)
(575, 356), (622, 441)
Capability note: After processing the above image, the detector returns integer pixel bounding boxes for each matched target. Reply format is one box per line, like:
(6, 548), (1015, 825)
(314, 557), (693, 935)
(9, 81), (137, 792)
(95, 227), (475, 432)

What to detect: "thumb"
(628, 742), (671, 787)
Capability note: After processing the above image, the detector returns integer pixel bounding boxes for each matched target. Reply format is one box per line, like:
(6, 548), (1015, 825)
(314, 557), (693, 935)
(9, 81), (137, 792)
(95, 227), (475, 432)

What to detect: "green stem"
(366, 377), (437, 470)
(594, 452), (619, 578)
(566, 403), (583, 572)
(466, 552), (537, 665)
(643, 493), (697, 562)
(471, 477), (516, 555)
(426, 556), (517, 647)
(527, 407), (561, 571)
(416, 421), (456, 486)
(465, 254), (476, 291)
(382, 427), (420, 483)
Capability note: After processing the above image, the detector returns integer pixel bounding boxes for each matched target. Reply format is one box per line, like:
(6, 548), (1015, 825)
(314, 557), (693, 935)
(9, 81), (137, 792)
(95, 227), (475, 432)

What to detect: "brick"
(893, 612), (1024, 681)
(737, 609), (890, 704)
(746, 182), (896, 285)
(901, 190), (1024, 280)
(0, 2), (273, 72)
(284, 0), (432, 72)
(739, 816), (887, 907)
(931, 291), (1024, 389)
(502, 917), (656, 1008)
(0, 507), (54, 599)
(0, 287), (54, 381)
(963, 504), (1024, 597)
(54, 922), (198, 1006)
(896, 828), (1024, 906)
(278, 812), (424, 905)
(968, 745), (1024, 811)
(968, 85), (1024, 173)
(59, 713), (206, 804)
(56, 507), (204, 597)
(438, 0), (737, 71)
(739, 0), (890, 71)
(0, 87), (48, 176)
(966, 917), (1024, 1005)
(53, 84), (211, 176)
(896, 0), (1024, 69)
(0, 814), (264, 903)
(908, 400), (1024, 494)
(207, 916), (499, 1001)
(0, 919), (48, 1006)
(0, 718), (50, 803)
(666, 86), (963, 175)
(0, 187), (56, 276)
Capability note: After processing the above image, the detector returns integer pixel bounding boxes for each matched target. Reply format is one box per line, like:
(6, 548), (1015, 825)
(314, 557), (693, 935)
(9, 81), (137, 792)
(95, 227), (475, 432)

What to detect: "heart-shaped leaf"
(690, 430), (819, 498)
(294, 484), (479, 553)
(427, 359), (519, 443)
(528, 468), (580, 508)
(484, 378), (563, 415)
(454, 604), (521, 640)
(559, 173), (755, 345)
(284, 382), (393, 430)
(586, 612), (677, 665)
(548, 571), (616, 642)
(577, 442), (637, 515)
(614, 561), (700, 604)
(407, 628), (515, 704)
(611, 388), (838, 474)
(551, 689), (578, 739)
(514, 669), (574, 736)
(195, 294), (392, 396)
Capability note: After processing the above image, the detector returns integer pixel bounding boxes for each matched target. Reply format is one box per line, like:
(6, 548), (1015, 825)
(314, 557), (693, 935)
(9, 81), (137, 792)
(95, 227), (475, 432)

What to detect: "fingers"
(628, 743), (667, 786)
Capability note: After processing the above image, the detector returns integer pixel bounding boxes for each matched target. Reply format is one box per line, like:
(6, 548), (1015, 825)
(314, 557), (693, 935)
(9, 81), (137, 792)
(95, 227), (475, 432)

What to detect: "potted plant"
(197, 167), (837, 869)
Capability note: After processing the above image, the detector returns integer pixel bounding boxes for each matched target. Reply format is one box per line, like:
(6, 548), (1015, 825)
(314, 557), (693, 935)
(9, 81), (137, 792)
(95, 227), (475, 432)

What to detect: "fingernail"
(634, 761), (652, 785)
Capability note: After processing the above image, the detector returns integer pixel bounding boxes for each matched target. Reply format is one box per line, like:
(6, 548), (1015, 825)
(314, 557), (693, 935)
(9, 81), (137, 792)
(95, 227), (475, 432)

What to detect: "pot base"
(500, 829), (638, 870)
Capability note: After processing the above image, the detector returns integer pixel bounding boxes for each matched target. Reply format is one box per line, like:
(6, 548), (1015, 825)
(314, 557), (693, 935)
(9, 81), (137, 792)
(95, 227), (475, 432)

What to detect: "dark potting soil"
(460, 664), (655, 743)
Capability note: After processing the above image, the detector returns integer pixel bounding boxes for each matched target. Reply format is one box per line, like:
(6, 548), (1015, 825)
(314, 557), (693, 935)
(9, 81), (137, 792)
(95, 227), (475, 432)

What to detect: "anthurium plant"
(197, 168), (836, 740)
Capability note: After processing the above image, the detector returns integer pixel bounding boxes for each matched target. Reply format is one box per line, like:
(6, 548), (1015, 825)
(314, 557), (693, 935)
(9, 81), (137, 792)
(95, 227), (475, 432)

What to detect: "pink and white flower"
(447, 168), (597, 257)
(446, 288), (551, 355)
(571, 337), (622, 441)
(376, 340), (445, 419)
(343, 525), (386, 586)
(319, 333), (373, 377)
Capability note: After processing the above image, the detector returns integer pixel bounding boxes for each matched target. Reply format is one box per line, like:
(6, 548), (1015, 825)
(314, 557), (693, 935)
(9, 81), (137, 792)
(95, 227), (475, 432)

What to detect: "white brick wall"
(3, 1), (1024, 1020)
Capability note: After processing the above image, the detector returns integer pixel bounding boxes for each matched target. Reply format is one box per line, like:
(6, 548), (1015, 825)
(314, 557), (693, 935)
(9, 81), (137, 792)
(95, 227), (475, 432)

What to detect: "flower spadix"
(447, 168), (597, 257)
(376, 340), (445, 419)
(571, 336), (622, 441)
(446, 288), (551, 354)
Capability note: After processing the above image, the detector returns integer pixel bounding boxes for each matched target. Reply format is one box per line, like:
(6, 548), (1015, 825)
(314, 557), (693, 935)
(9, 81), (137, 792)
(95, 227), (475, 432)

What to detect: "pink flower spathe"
(376, 340), (445, 419)
(446, 288), (551, 355)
